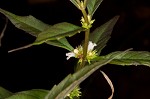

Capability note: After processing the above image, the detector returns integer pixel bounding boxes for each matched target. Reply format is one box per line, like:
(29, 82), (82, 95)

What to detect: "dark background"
(0, 0), (150, 99)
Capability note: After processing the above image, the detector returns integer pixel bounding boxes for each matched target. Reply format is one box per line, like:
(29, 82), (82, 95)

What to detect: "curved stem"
(100, 71), (114, 99)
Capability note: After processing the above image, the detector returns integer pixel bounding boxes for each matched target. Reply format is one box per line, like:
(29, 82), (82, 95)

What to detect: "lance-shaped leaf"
(5, 93), (38, 99)
(33, 22), (84, 45)
(0, 86), (13, 99)
(45, 50), (128, 99)
(45, 39), (74, 51)
(0, 8), (50, 36)
(89, 15), (119, 55)
(87, 0), (103, 16)
(5, 89), (48, 99)
(0, 8), (74, 51)
(16, 89), (48, 99)
(97, 51), (150, 67)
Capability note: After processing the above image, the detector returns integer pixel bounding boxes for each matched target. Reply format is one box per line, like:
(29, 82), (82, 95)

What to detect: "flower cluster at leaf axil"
(66, 41), (98, 64)
(81, 15), (95, 29)
(67, 87), (81, 99)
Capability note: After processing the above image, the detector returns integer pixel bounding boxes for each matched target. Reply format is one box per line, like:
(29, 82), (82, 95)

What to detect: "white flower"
(88, 41), (97, 51)
(66, 41), (97, 63)
(66, 52), (75, 60)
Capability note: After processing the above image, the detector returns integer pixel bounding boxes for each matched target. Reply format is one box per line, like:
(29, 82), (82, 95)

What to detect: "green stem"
(84, 0), (88, 7)
(76, 0), (81, 5)
(81, 9), (88, 24)
(74, 0), (91, 71)
(79, 9), (90, 69)
(81, 29), (90, 68)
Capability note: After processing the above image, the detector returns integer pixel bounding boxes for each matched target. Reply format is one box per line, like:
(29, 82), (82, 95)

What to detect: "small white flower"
(66, 41), (97, 63)
(88, 41), (97, 51)
(66, 52), (75, 60)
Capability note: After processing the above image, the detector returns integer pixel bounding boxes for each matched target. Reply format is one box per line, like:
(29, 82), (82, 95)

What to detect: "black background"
(0, 0), (150, 99)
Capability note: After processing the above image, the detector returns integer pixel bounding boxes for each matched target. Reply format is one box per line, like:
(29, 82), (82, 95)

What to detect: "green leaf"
(0, 8), (74, 51)
(5, 93), (38, 99)
(0, 86), (13, 99)
(33, 22), (84, 45)
(46, 38), (74, 51)
(87, 0), (103, 16)
(18, 89), (48, 99)
(89, 15), (119, 55)
(5, 89), (48, 99)
(97, 51), (150, 67)
(45, 50), (128, 99)
(0, 8), (50, 36)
